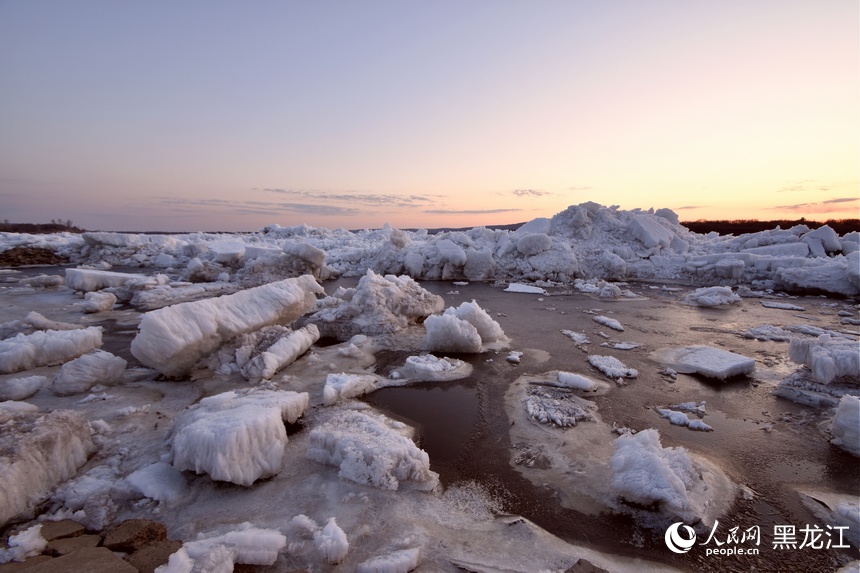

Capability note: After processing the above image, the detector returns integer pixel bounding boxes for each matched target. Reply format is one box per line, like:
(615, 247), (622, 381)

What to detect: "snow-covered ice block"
(444, 300), (506, 342)
(517, 233), (552, 256)
(241, 324), (320, 380)
(684, 286), (740, 307)
(307, 409), (438, 491)
(504, 283), (546, 294)
(169, 390), (309, 485)
(125, 461), (189, 503)
(0, 409), (95, 526)
(131, 275), (323, 377)
(587, 355), (638, 379)
(171, 523), (288, 568)
(323, 373), (379, 405)
(77, 291), (117, 313)
(628, 214), (673, 248)
(556, 371), (598, 391)
(283, 241), (326, 268)
(743, 242), (810, 257)
(52, 350), (126, 396)
(65, 268), (146, 292)
(309, 271), (444, 338)
(0, 375), (48, 401)
(652, 346), (755, 380)
(424, 314), (482, 353)
(830, 395), (860, 457)
(592, 315), (624, 331)
(357, 547), (420, 573)
(788, 335), (860, 384)
(393, 355), (472, 381)
(610, 428), (732, 525)
(315, 517), (349, 564)
(0, 327), (103, 374)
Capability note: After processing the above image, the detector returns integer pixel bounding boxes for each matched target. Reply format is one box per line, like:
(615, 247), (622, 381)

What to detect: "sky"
(0, 1), (857, 232)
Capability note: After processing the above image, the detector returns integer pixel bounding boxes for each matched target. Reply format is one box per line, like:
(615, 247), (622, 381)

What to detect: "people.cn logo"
(665, 522), (697, 554)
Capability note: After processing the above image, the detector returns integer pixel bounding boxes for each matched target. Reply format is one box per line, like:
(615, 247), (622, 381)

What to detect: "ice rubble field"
(0, 202), (859, 572)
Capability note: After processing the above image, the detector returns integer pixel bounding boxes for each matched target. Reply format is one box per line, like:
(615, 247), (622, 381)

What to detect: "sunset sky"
(1, 1), (857, 232)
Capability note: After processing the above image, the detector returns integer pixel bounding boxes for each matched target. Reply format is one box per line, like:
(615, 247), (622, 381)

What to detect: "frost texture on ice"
(587, 355), (638, 379)
(592, 315), (624, 331)
(169, 390), (309, 485)
(683, 286), (740, 307)
(610, 429), (729, 525)
(830, 395), (860, 457)
(652, 345), (755, 380)
(314, 517), (349, 564)
(307, 409), (438, 491)
(0, 409), (95, 526)
(323, 372), (380, 405)
(788, 335), (860, 385)
(51, 350), (126, 396)
(524, 386), (597, 428)
(309, 270), (444, 339)
(357, 547), (421, 573)
(0, 326), (103, 374)
(241, 323), (320, 380)
(131, 275), (323, 377)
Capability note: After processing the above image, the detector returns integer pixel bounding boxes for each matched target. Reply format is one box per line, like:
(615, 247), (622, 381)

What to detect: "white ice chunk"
(830, 395), (860, 457)
(556, 371), (598, 391)
(435, 239), (467, 266)
(0, 409), (95, 526)
(0, 375), (48, 401)
(761, 300), (806, 311)
(323, 372), (380, 405)
(51, 350), (126, 396)
(241, 324), (320, 380)
(393, 355), (472, 381)
(561, 330), (590, 346)
(444, 300), (506, 342)
(125, 462), (189, 503)
(77, 291), (117, 313)
(516, 233), (552, 256)
(628, 214), (673, 248)
(684, 286), (741, 307)
(283, 241), (326, 268)
(0, 524), (47, 564)
(0, 327), (103, 374)
(504, 283), (546, 294)
(357, 547), (421, 573)
(307, 409), (438, 490)
(610, 428), (730, 525)
(592, 315), (624, 331)
(789, 335), (860, 384)
(314, 517), (349, 564)
(131, 275), (323, 377)
(424, 314), (482, 353)
(65, 268), (146, 292)
(176, 523), (287, 568)
(169, 390), (309, 485)
(587, 355), (638, 379)
(652, 346), (755, 380)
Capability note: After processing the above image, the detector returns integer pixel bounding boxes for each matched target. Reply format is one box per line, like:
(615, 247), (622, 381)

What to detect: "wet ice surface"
(1, 269), (859, 571)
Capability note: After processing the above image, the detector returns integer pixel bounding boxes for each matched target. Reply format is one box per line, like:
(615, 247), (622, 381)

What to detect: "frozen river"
(1, 265), (858, 572)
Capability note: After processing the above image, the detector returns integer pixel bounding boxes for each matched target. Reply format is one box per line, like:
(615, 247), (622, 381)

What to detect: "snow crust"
(169, 390), (309, 485)
(0, 410), (95, 526)
(131, 275), (323, 377)
(307, 408), (438, 491)
(0, 327), (103, 374)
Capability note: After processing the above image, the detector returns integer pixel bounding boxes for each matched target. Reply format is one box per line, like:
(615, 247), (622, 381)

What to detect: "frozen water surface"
(1, 207), (859, 572)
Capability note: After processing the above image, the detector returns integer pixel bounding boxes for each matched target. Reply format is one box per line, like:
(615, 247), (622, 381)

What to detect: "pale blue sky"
(1, 1), (857, 231)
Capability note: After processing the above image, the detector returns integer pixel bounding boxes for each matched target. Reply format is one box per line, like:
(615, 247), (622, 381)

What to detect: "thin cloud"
(261, 188), (437, 208)
(773, 197), (859, 210)
(512, 189), (549, 197)
(674, 205), (706, 210)
(153, 197), (361, 216)
(823, 197), (857, 205)
(567, 186), (592, 192)
(424, 208), (522, 215)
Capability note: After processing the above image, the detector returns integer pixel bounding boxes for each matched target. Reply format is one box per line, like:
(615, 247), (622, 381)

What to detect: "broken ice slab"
(652, 345), (755, 380)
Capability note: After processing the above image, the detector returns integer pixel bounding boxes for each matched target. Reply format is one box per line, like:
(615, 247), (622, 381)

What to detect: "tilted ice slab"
(610, 429), (734, 526)
(131, 275), (323, 377)
(651, 345), (755, 380)
(0, 409), (95, 526)
(65, 268), (147, 292)
(169, 390), (310, 485)
(788, 335), (860, 385)
(830, 395), (860, 457)
(0, 327), (103, 374)
(241, 323), (320, 380)
(307, 408), (438, 491)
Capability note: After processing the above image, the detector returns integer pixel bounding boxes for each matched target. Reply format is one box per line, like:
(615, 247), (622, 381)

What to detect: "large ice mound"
(0, 409), (95, 526)
(307, 409), (438, 491)
(131, 275), (323, 377)
(169, 390), (310, 485)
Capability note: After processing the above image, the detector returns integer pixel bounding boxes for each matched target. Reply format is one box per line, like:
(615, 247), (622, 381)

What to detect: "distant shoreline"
(1, 218), (858, 236)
